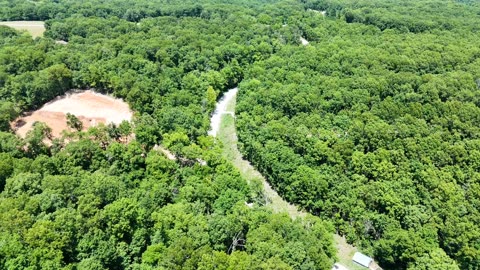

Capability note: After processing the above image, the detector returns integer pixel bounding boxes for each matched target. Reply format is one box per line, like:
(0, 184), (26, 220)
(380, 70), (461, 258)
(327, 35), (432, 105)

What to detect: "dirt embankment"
(12, 90), (133, 139)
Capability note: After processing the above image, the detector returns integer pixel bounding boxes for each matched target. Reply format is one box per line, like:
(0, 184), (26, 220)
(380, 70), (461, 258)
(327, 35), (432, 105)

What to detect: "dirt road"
(213, 87), (365, 270)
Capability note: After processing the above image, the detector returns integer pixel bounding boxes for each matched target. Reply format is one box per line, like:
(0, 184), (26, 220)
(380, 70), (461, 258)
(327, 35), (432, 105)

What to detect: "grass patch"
(218, 114), (261, 183)
(0, 21), (45, 38)
(334, 235), (365, 270)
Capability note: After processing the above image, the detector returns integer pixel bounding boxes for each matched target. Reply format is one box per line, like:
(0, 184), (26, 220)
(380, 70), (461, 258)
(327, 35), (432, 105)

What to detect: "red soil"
(12, 90), (132, 139)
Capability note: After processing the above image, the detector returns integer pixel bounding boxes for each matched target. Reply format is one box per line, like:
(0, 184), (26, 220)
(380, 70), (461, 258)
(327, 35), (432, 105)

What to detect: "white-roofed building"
(352, 252), (373, 268)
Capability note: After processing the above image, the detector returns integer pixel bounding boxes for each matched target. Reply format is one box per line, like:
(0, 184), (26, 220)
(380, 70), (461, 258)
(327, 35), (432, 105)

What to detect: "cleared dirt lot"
(13, 90), (133, 138)
(0, 21), (45, 38)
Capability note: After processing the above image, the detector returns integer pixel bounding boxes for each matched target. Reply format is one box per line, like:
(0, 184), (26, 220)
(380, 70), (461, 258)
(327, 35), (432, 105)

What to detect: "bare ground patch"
(12, 90), (133, 139)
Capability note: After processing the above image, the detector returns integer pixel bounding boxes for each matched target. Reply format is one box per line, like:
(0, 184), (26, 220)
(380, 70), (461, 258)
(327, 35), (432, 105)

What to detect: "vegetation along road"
(213, 88), (366, 270)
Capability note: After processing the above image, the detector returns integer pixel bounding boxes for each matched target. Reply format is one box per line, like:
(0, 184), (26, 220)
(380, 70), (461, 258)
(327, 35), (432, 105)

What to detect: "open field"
(12, 90), (132, 138)
(0, 21), (45, 38)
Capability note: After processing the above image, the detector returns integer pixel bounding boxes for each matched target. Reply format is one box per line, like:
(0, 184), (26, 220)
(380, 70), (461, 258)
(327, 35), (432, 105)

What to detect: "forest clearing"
(12, 90), (132, 138)
(0, 21), (45, 37)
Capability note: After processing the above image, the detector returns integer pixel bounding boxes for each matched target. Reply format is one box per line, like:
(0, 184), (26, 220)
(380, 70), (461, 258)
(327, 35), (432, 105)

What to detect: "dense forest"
(236, 0), (480, 269)
(0, 0), (479, 269)
(0, 1), (337, 269)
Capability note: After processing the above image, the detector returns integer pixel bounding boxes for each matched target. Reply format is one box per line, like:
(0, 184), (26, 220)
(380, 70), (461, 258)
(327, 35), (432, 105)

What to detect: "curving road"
(209, 87), (305, 218)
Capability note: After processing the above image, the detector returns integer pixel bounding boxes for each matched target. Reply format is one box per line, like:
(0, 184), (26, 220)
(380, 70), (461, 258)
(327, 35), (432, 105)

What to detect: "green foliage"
(0, 130), (335, 269)
(407, 248), (460, 270)
(206, 86), (217, 113)
(2, 0), (479, 269)
(0, 132), (24, 157)
(66, 113), (83, 131)
(304, 0), (480, 33)
(0, 4), (338, 263)
(235, 1), (480, 269)
(0, 153), (14, 191)
(0, 101), (19, 131)
(25, 121), (52, 157)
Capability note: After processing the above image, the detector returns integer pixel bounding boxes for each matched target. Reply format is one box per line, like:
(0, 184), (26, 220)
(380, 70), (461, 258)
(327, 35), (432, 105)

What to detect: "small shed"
(352, 252), (373, 268)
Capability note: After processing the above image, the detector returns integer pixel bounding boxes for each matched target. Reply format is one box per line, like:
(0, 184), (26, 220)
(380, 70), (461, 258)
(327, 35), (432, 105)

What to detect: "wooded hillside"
(0, 1), (336, 269)
(1, 0), (479, 269)
(237, 1), (480, 269)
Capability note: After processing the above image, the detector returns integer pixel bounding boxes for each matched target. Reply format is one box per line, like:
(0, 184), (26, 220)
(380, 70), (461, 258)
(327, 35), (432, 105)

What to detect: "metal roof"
(352, 252), (373, 268)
